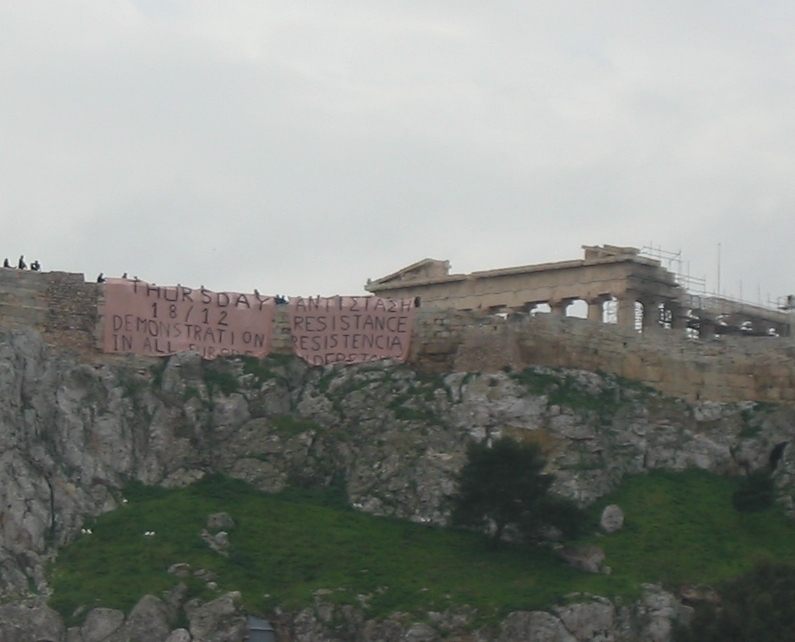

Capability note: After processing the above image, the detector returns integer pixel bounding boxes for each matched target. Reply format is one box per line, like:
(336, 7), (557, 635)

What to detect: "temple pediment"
(367, 258), (451, 287)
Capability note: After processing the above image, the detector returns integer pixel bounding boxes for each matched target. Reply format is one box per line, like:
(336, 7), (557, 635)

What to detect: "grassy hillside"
(589, 469), (795, 584)
(49, 470), (795, 628)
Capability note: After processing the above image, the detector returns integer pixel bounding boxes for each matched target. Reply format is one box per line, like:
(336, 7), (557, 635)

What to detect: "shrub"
(676, 561), (795, 642)
(732, 470), (775, 513)
(451, 437), (585, 543)
(203, 367), (240, 396)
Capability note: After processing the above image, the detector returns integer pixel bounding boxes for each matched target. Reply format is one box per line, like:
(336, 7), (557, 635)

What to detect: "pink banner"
(289, 296), (415, 366)
(102, 278), (274, 359)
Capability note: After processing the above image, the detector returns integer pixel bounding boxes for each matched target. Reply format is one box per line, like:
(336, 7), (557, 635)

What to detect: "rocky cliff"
(0, 327), (793, 641)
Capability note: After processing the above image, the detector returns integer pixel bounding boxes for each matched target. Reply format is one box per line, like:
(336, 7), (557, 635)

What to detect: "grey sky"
(2, 1), (794, 305)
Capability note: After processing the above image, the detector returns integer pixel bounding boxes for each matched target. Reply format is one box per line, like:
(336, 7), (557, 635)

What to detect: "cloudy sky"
(2, 1), (795, 306)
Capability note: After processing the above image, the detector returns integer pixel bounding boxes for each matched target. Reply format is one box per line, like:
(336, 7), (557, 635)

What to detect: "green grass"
(48, 475), (613, 626)
(586, 469), (795, 586)
(49, 470), (795, 628)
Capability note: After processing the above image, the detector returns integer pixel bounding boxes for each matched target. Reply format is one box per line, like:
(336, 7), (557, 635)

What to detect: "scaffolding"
(639, 244), (707, 295)
(639, 243), (791, 317)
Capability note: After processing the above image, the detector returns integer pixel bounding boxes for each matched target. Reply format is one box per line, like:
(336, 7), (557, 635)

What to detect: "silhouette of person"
(3, 258), (9, 268)
(97, 273), (105, 283)
(31, 260), (41, 271)
(17, 255), (26, 269)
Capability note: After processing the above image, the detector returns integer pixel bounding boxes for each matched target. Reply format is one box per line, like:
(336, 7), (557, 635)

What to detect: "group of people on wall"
(2, 255), (40, 271)
(1, 261), (304, 306)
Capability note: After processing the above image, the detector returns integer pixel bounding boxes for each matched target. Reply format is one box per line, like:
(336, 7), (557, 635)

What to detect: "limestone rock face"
(0, 328), (792, 591)
(81, 607), (124, 642)
(497, 611), (578, 642)
(0, 601), (64, 642)
(185, 591), (247, 642)
(620, 584), (694, 642)
(0, 586), (695, 642)
(292, 586), (691, 642)
(554, 598), (617, 641)
(106, 595), (171, 642)
(0, 328), (791, 640)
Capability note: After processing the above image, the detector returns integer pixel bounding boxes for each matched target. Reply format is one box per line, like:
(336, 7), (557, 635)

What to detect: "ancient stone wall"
(407, 309), (795, 404)
(268, 306), (795, 403)
(45, 272), (99, 335)
(0, 269), (99, 352)
(1, 269), (795, 403)
(0, 267), (52, 327)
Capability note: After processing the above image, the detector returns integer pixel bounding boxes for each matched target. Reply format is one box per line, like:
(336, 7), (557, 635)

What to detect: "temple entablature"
(366, 244), (682, 328)
(365, 244), (792, 338)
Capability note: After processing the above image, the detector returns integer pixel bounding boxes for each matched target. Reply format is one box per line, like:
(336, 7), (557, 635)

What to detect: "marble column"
(641, 300), (661, 332)
(668, 303), (689, 331)
(549, 299), (572, 317)
(616, 296), (637, 329)
(699, 316), (717, 339)
(587, 295), (609, 323)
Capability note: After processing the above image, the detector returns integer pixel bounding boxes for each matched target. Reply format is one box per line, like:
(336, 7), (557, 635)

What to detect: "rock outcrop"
(279, 584), (692, 642)
(0, 327), (792, 639)
(0, 601), (64, 642)
(0, 585), (692, 642)
(600, 505), (625, 534)
(60, 593), (245, 642)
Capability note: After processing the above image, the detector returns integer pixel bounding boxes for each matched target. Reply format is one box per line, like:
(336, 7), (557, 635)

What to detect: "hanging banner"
(102, 278), (274, 359)
(289, 296), (415, 366)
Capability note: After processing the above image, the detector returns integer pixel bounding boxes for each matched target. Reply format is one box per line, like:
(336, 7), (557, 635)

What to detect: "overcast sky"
(2, 1), (795, 306)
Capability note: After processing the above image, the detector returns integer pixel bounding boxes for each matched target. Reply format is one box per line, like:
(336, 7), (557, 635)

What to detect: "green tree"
(451, 437), (585, 543)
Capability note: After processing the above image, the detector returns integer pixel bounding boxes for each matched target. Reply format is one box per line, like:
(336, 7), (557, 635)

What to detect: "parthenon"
(366, 244), (792, 337)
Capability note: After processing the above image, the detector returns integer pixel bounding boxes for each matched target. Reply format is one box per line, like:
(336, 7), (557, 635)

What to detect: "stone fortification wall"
(1, 269), (794, 403)
(268, 306), (795, 403)
(0, 268), (99, 350)
(407, 309), (795, 404)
